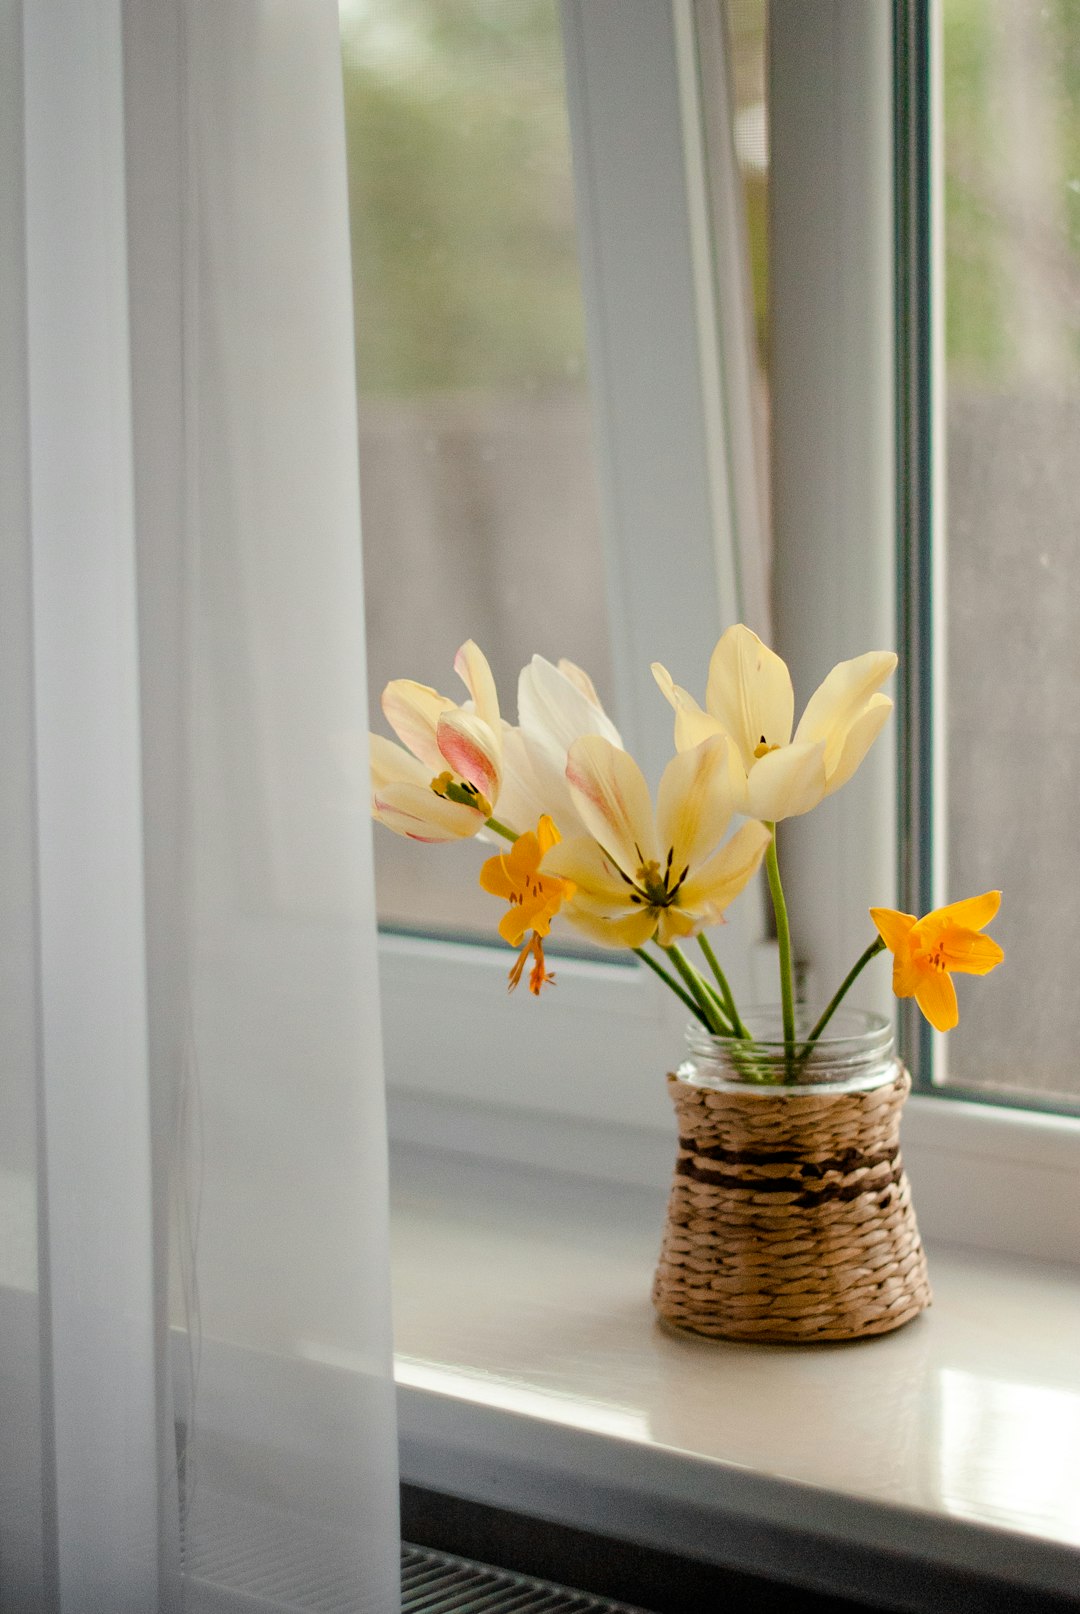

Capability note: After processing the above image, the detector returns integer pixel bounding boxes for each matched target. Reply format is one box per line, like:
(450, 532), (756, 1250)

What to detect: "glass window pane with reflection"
(942, 0), (1080, 1102)
(341, 0), (614, 941)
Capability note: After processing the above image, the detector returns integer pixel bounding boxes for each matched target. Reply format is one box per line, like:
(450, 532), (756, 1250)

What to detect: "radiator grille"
(402, 1544), (653, 1614)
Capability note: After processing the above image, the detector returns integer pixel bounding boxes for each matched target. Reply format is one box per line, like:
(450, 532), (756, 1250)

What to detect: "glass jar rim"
(680, 1007), (899, 1093)
(684, 1005), (893, 1053)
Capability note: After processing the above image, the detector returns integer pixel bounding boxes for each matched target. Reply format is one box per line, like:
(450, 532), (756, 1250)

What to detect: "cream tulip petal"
(436, 711), (501, 801)
(565, 736), (657, 874)
(822, 695), (893, 796)
(793, 650), (897, 773)
(678, 820), (771, 915)
(495, 725), (548, 837)
(517, 735), (581, 835)
(651, 663), (726, 754)
(656, 907), (699, 946)
(706, 625), (794, 768)
(373, 781), (485, 841)
(556, 658), (608, 717)
(381, 679), (455, 772)
(541, 835), (634, 911)
(562, 905), (658, 950)
(655, 737), (739, 876)
(454, 640), (500, 734)
(746, 740), (827, 822)
(369, 733), (430, 792)
(519, 654), (622, 755)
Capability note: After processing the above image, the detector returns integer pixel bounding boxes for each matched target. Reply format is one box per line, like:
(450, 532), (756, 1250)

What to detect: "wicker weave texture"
(653, 1068), (931, 1343)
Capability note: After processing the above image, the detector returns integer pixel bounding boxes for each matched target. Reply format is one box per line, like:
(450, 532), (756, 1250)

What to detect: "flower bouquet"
(370, 625), (1003, 1342)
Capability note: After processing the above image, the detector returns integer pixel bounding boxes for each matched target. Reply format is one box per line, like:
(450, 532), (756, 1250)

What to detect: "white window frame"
(376, 0), (1080, 1267)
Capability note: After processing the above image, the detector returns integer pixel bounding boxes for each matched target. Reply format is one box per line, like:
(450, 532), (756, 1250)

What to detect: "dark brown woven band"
(676, 1139), (899, 1173)
(674, 1154), (903, 1207)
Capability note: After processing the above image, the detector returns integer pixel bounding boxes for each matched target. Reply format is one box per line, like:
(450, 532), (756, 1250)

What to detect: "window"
(348, 1), (1080, 1195)
(933, 0), (1080, 1110)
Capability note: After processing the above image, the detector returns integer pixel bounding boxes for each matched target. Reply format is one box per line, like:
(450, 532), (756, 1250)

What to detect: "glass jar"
(677, 1007), (900, 1094)
(654, 1007), (930, 1342)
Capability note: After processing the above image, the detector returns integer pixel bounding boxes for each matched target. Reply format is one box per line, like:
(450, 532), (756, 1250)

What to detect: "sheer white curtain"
(2, 2), (400, 1609)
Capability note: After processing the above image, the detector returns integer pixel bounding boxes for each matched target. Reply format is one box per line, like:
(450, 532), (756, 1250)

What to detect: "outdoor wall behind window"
(943, 0), (1080, 1102)
(341, 0), (613, 940)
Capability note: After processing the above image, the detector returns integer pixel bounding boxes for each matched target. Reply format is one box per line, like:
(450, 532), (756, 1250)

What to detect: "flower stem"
(764, 824), (796, 1058)
(663, 943), (731, 1035)
(801, 936), (886, 1055)
(692, 972), (737, 1035)
(634, 947), (712, 1028)
(485, 817), (519, 843)
(696, 934), (749, 1038)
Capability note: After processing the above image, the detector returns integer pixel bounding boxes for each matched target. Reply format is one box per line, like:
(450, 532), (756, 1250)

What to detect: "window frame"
(374, 0), (1080, 1260)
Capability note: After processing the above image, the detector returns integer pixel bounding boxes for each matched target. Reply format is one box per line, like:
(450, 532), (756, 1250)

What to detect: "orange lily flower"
(870, 892), (1004, 1032)
(480, 816), (576, 995)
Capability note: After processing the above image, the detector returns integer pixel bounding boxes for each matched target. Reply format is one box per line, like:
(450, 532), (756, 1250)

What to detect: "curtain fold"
(3, 2), (400, 1609)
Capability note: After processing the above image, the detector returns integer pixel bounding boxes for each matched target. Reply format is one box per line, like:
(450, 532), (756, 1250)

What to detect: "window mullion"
(769, 0), (898, 1031)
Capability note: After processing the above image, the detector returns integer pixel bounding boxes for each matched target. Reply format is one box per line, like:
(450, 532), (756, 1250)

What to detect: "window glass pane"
(942, 0), (1080, 1101)
(728, 0), (769, 392)
(341, 0), (614, 941)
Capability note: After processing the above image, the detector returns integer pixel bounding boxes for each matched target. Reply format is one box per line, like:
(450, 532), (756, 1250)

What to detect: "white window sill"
(390, 1141), (1080, 1612)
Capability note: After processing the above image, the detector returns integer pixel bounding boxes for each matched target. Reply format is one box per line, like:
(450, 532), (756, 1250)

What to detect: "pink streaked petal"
(436, 712), (502, 801)
(373, 782), (485, 842)
(565, 735), (657, 875)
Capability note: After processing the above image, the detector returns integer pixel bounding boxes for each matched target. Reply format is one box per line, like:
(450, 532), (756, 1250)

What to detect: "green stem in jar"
(662, 943), (733, 1035)
(634, 945), (712, 1028)
(764, 824), (797, 1063)
(799, 936), (887, 1062)
(696, 933), (749, 1038)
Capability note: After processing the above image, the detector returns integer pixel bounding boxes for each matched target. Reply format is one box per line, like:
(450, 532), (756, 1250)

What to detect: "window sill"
(390, 1141), (1080, 1613)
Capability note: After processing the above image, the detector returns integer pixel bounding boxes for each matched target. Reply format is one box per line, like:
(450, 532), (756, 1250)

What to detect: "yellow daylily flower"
(542, 734), (771, 949)
(479, 816), (576, 995)
(371, 641), (503, 841)
(870, 892), (1004, 1032)
(652, 623), (897, 823)
(496, 654), (623, 838)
